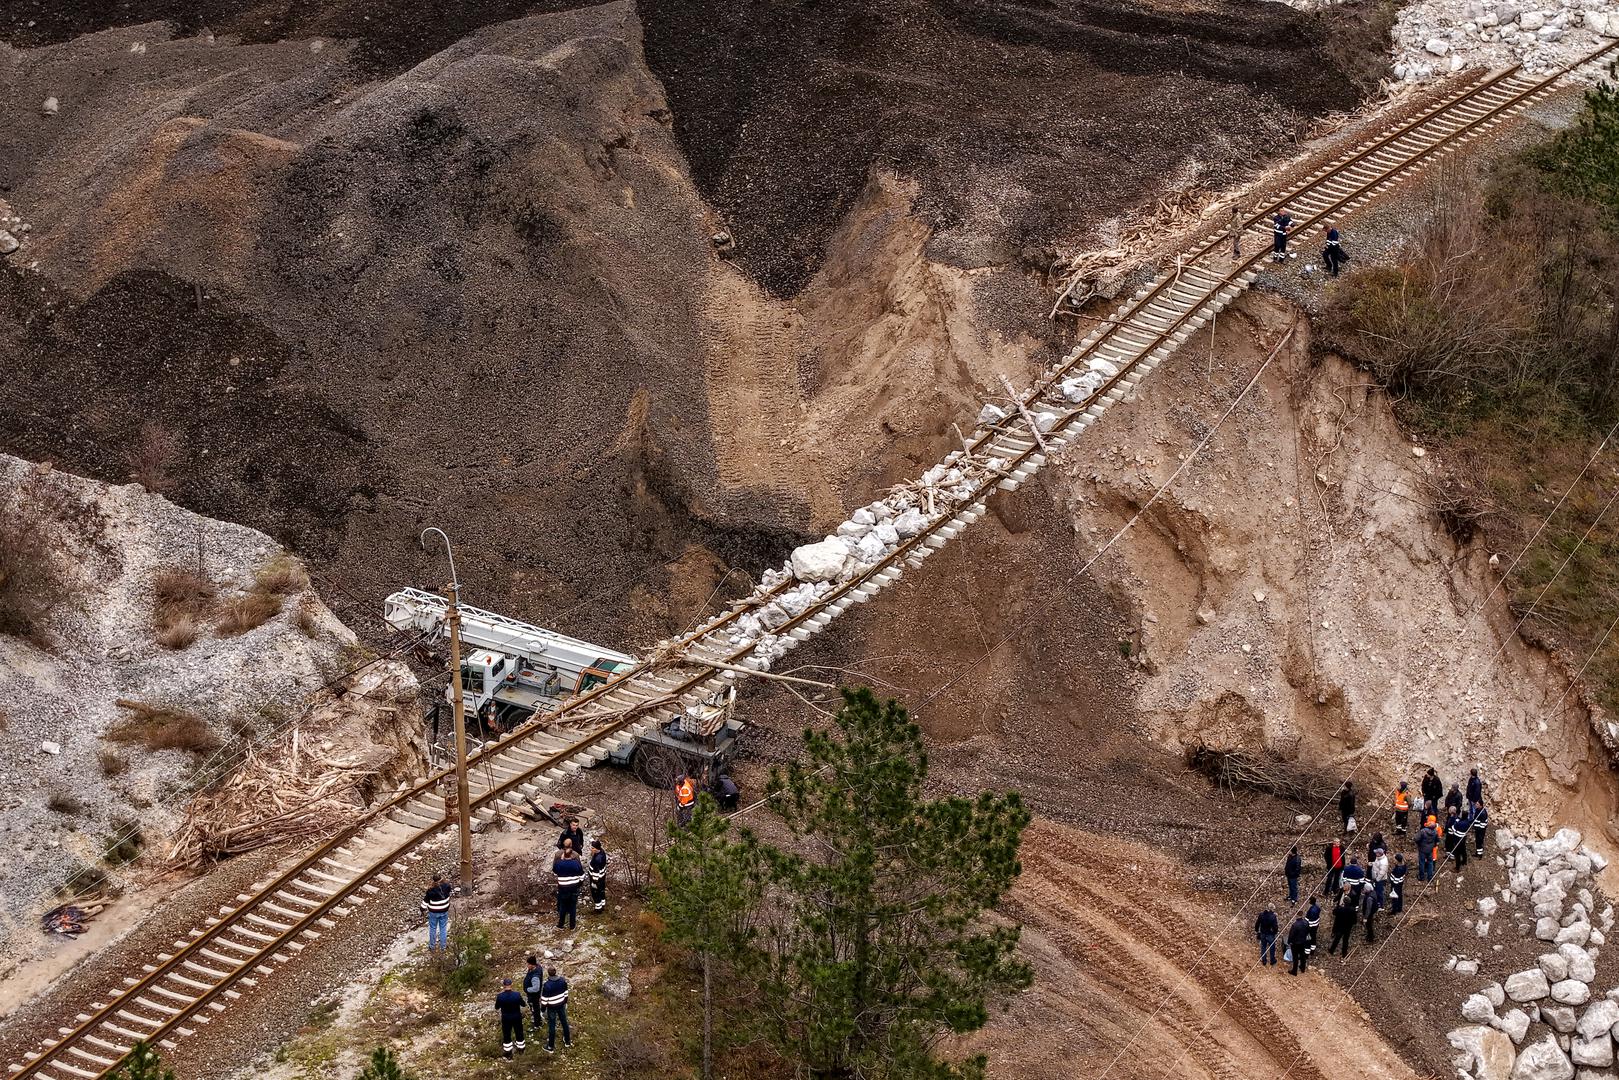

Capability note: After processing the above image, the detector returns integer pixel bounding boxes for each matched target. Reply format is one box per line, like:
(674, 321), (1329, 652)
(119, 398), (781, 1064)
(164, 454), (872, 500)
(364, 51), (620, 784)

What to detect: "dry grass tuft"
(127, 422), (180, 494)
(107, 699), (220, 755)
(155, 614), (200, 650)
(294, 600), (320, 639)
(253, 555), (307, 596)
(152, 568), (215, 649)
(98, 747), (130, 777)
(216, 590), (282, 636)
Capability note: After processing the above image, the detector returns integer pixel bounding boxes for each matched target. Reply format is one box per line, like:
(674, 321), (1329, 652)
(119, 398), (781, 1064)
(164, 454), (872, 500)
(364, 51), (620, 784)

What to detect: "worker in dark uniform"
(717, 773), (741, 811)
(1304, 896), (1322, 955)
(1284, 846), (1302, 903)
(524, 955), (545, 1027)
(421, 873), (453, 952)
(588, 839), (609, 912)
(1471, 800), (1489, 857)
(1339, 856), (1366, 902)
(1466, 768), (1484, 807)
(1254, 905), (1280, 966)
(1328, 894), (1359, 958)
(540, 966), (572, 1052)
(1421, 767), (1444, 819)
(1338, 779), (1357, 833)
(557, 817), (585, 852)
(1388, 853), (1408, 915)
(1288, 913), (1312, 975)
(553, 847), (585, 930)
(1322, 226), (1348, 277)
(495, 976), (526, 1059)
(1445, 783), (1464, 817)
(1449, 806), (1472, 870)
(1272, 209), (1295, 263)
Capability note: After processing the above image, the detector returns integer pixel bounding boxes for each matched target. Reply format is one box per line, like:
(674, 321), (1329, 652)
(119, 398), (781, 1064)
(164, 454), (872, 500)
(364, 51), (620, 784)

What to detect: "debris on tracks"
(1185, 743), (1339, 805)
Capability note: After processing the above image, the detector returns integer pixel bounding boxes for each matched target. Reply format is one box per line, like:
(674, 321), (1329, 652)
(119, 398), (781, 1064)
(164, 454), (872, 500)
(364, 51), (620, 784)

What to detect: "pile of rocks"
(1449, 826), (1618, 1079)
(1387, 0), (1618, 82)
(0, 198), (30, 259)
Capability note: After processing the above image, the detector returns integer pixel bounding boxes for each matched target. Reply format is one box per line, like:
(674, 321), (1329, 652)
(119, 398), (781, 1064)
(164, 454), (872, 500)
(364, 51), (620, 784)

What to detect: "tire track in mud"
(1011, 829), (1331, 1080)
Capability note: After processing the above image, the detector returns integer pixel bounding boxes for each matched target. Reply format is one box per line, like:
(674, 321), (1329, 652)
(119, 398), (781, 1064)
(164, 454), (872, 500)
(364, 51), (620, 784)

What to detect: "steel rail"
(11, 39), (1616, 1080)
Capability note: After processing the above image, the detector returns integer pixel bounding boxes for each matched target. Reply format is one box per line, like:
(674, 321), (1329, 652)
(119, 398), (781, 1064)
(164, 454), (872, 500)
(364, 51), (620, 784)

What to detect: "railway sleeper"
(64, 1047), (116, 1069)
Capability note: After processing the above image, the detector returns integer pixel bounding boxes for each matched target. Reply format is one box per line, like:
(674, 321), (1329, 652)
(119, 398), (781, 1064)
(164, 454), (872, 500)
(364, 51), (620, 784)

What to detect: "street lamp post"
(421, 528), (474, 889)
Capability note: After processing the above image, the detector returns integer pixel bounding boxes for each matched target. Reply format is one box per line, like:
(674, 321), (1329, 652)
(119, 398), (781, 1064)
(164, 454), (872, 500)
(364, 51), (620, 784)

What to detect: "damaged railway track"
(10, 40), (1617, 1080)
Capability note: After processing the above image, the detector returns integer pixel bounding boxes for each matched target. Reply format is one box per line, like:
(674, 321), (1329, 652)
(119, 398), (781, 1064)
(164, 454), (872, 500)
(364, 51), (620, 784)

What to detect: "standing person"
(1466, 768), (1484, 807)
(523, 956), (545, 1028)
(1369, 847), (1390, 910)
(1339, 780), (1357, 833)
(1445, 783), (1464, 817)
(1255, 905), (1280, 966)
(1361, 883), (1379, 943)
(1449, 806), (1472, 870)
(1388, 854), (1408, 916)
(494, 977), (527, 1059)
(588, 839), (609, 912)
(1366, 832), (1386, 862)
(1288, 913), (1312, 975)
(1322, 225), (1348, 277)
(1323, 837), (1345, 896)
(1417, 817), (1439, 883)
(1471, 800), (1490, 857)
(553, 846), (585, 930)
(674, 773), (697, 827)
(1328, 895), (1359, 958)
(1339, 856), (1366, 902)
(1272, 209), (1295, 263)
(1421, 768), (1444, 819)
(1284, 846), (1302, 903)
(556, 816), (585, 853)
(540, 966), (572, 1052)
(1392, 781), (1412, 836)
(421, 873), (453, 953)
(1305, 896), (1322, 955)
(717, 773), (741, 811)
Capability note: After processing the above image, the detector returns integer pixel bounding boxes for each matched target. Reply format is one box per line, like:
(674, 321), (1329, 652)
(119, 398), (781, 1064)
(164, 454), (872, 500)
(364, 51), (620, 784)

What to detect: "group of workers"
(1232, 204), (1348, 277)
(419, 816), (612, 1058)
(1255, 766), (1490, 976)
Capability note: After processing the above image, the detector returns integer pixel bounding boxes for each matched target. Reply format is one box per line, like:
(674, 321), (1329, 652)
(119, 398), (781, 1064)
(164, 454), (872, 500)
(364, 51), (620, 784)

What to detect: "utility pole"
(422, 528), (474, 889)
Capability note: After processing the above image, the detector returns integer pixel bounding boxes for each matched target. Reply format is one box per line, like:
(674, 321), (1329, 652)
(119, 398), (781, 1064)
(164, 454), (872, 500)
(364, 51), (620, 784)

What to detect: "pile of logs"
(1185, 743), (1339, 806)
(167, 730), (375, 868)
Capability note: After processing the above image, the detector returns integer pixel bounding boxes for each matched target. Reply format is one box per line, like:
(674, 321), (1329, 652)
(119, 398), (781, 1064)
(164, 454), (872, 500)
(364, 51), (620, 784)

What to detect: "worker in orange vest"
(1392, 782), (1411, 836)
(674, 773), (697, 827)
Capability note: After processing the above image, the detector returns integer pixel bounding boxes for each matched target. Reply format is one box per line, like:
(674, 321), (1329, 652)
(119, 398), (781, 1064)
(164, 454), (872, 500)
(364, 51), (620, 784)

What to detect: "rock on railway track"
(11, 39), (1617, 1080)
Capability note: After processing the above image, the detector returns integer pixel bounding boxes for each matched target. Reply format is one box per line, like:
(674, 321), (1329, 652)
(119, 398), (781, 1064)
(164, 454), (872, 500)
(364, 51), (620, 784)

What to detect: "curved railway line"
(11, 40), (1618, 1080)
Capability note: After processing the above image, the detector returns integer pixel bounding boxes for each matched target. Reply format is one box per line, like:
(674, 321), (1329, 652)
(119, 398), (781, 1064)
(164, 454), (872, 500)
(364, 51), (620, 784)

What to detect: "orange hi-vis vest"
(1393, 790), (1410, 812)
(675, 778), (697, 807)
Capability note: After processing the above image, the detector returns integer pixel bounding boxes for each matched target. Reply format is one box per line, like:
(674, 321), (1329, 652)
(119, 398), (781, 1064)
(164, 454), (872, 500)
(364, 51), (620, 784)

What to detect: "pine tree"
(1539, 68), (1619, 224)
(758, 687), (1032, 1079)
(109, 1043), (175, 1080)
(358, 1046), (414, 1080)
(651, 793), (766, 1080)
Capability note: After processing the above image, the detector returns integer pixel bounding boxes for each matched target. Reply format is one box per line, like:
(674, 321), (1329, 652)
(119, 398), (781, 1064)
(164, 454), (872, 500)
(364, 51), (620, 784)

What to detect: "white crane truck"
(382, 587), (739, 783)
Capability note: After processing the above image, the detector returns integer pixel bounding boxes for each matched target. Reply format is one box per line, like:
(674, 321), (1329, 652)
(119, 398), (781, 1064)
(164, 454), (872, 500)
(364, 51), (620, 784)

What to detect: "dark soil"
(640, 0), (1397, 295)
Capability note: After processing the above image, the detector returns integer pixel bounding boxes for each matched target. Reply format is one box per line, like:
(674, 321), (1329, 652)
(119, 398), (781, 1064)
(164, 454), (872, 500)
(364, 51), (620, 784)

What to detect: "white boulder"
(1498, 1008), (1533, 1044)
(1509, 969), (1554, 1002)
(1486, 983), (1508, 1008)
(1426, 36), (1452, 53)
(1546, 1005), (1581, 1033)
(1559, 923), (1593, 948)
(1519, 9), (1548, 28)
(1481, 897), (1501, 919)
(892, 508), (928, 538)
(790, 539), (849, 584)
(1561, 944), (1598, 983)
(1577, 1000), (1619, 1041)
(1450, 1024), (1518, 1080)
(1512, 1033), (1575, 1080)
(1467, 994), (1501, 1023)
(977, 403), (1008, 427)
(1572, 1035), (1614, 1068)
(1554, 981), (1594, 1007)
(1543, 954), (1574, 981)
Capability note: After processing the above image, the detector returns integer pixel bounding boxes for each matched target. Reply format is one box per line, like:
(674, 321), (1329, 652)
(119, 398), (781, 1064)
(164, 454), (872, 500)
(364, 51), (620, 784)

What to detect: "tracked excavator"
(383, 587), (739, 785)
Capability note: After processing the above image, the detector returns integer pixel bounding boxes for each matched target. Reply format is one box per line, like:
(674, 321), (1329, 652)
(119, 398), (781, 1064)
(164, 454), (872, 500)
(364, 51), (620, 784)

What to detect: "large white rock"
(1543, 919), (1567, 941)
(1468, 994), (1502, 1023)
(1513, 1032), (1575, 1080)
(1559, 923), (1593, 948)
(1481, 897), (1501, 918)
(854, 532), (888, 563)
(1544, 954), (1574, 981)
(1547, 1005), (1581, 1033)
(1555, 981), (1595, 1007)
(1572, 1035), (1615, 1068)
(1451, 1024), (1519, 1080)
(1561, 944), (1598, 983)
(790, 539), (849, 583)
(1579, 1001), (1619, 1041)
(1509, 969), (1554, 1002)
(1519, 9), (1548, 28)
(1486, 983), (1508, 1008)
(891, 508), (927, 538)
(1536, 828), (1584, 859)
(1426, 36), (1452, 53)
(1498, 1008), (1533, 1044)
(977, 403), (1009, 427)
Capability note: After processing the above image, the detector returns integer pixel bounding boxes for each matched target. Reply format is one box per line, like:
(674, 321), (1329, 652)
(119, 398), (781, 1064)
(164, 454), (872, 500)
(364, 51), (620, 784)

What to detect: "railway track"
(11, 40), (1617, 1080)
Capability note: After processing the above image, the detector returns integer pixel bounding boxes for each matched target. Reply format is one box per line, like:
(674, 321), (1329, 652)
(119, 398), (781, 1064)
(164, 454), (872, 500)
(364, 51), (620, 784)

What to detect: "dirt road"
(985, 819), (1418, 1080)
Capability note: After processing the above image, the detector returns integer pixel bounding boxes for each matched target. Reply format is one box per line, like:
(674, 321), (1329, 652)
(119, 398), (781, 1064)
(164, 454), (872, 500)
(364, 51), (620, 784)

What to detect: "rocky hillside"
(0, 455), (419, 975)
